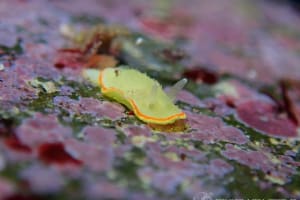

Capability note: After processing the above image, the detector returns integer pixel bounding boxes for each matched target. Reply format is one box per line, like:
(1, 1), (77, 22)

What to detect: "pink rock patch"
(53, 96), (125, 120)
(138, 166), (198, 196)
(237, 100), (298, 137)
(203, 98), (234, 116)
(221, 144), (273, 173)
(84, 180), (126, 200)
(83, 126), (116, 147)
(96, 101), (125, 120)
(140, 18), (177, 40)
(207, 159), (233, 177)
(16, 113), (72, 148)
(186, 111), (249, 144)
(143, 168), (185, 194)
(217, 80), (268, 107)
(146, 143), (198, 172)
(175, 90), (204, 106)
(122, 125), (152, 137)
(20, 164), (65, 194)
(222, 144), (297, 184)
(165, 145), (206, 162)
(0, 178), (15, 199)
(65, 138), (113, 172)
(59, 85), (74, 96)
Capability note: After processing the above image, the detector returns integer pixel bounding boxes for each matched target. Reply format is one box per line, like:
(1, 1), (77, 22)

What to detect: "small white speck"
(247, 69), (257, 79)
(259, 116), (269, 122)
(0, 153), (5, 171)
(135, 37), (144, 45)
(0, 63), (5, 71)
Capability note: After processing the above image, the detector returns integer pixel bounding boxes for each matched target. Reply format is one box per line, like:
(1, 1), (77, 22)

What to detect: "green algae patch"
(0, 38), (23, 55)
(118, 34), (185, 78)
(28, 91), (59, 113)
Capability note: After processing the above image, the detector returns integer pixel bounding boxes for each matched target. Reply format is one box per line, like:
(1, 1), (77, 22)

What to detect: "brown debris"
(147, 119), (187, 133)
(280, 80), (300, 126)
(183, 67), (218, 84)
(85, 54), (118, 69)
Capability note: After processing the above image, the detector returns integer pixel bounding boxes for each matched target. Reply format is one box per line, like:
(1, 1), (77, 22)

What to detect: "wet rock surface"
(0, 0), (299, 199)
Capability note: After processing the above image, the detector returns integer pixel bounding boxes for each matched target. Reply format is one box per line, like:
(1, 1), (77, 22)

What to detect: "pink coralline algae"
(0, 56), (63, 109)
(185, 111), (249, 144)
(83, 126), (116, 147)
(84, 180), (126, 200)
(221, 144), (273, 172)
(221, 144), (297, 184)
(207, 159), (233, 178)
(16, 113), (72, 148)
(53, 96), (125, 120)
(140, 168), (206, 198)
(216, 80), (268, 107)
(0, 178), (15, 199)
(122, 125), (152, 137)
(170, 145), (206, 162)
(0, 65), (37, 109)
(237, 100), (298, 137)
(1, 0), (300, 199)
(176, 90), (204, 106)
(146, 143), (200, 172)
(203, 98), (234, 116)
(20, 164), (65, 194)
(139, 167), (186, 194)
(58, 85), (75, 96)
(65, 138), (114, 172)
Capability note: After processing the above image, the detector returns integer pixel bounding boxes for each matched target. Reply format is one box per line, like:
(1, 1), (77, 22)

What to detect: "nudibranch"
(83, 67), (187, 124)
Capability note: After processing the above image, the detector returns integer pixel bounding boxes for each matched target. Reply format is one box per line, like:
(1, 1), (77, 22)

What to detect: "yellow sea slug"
(83, 67), (187, 125)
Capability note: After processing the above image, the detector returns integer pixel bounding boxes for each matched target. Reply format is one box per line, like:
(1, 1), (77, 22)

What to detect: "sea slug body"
(97, 67), (186, 124)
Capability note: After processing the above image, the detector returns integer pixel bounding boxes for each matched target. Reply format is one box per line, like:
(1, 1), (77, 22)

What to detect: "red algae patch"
(54, 49), (84, 69)
(38, 142), (82, 166)
(237, 100), (298, 137)
(4, 136), (32, 154)
(183, 67), (218, 84)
